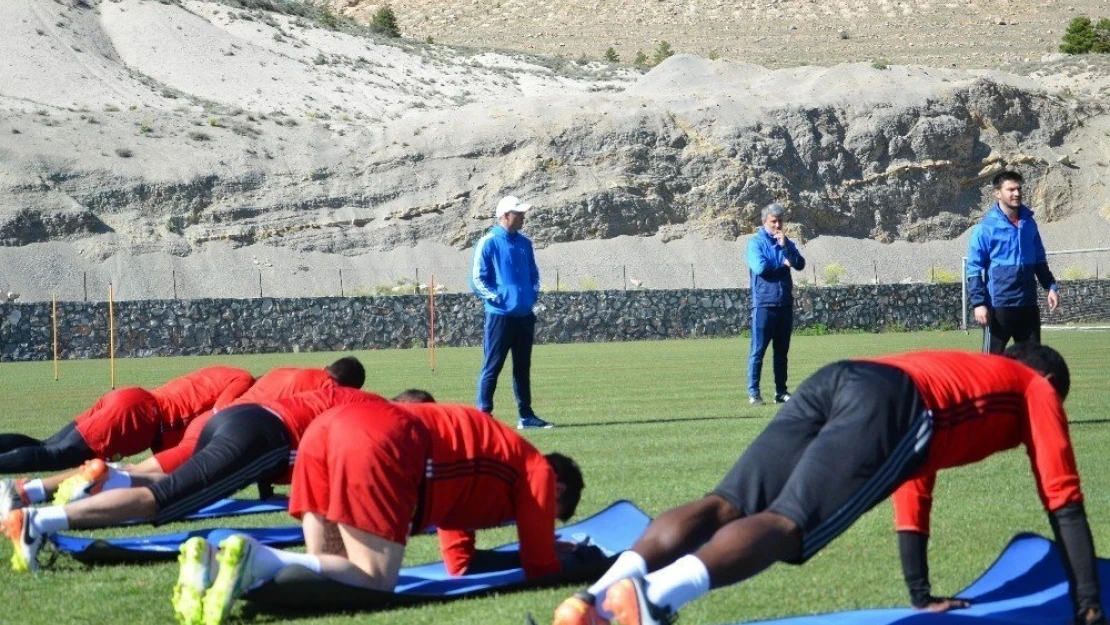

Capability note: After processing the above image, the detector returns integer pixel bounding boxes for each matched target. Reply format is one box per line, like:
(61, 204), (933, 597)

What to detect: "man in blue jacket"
(966, 170), (1059, 354)
(746, 203), (806, 406)
(471, 195), (553, 429)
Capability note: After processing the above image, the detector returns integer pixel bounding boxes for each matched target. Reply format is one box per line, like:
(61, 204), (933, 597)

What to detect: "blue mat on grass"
(241, 499), (651, 612)
(736, 532), (1101, 624)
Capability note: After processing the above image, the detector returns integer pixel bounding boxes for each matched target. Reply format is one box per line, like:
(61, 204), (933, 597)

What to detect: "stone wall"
(2, 281), (1106, 361)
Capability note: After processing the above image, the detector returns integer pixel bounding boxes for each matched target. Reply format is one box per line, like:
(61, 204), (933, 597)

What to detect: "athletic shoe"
(774, 392), (792, 404)
(173, 537), (218, 625)
(3, 508), (44, 573)
(602, 578), (674, 625)
(52, 458), (109, 505)
(518, 416), (555, 429)
(0, 478), (29, 520)
(202, 534), (259, 625)
(748, 395), (765, 406)
(553, 590), (610, 625)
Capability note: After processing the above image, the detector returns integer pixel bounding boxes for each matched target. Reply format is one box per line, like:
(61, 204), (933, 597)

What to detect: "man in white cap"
(470, 196), (553, 429)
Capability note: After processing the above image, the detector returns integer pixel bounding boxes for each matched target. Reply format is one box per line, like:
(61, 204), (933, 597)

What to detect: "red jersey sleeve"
(438, 529), (476, 576)
(892, 473), (936, 534)
(515, 454), (561, 579)
(213, 373), (254, 411)
(1023, 376), (1083, 512)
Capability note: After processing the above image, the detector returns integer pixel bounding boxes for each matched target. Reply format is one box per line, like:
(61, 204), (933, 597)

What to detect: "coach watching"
(746, 202), (806, 406)
(966, 170), (1059, 354)
(470, 195), (553, 430)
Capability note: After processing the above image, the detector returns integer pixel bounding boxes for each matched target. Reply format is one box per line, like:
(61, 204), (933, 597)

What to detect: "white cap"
(496, 195), (533, 218)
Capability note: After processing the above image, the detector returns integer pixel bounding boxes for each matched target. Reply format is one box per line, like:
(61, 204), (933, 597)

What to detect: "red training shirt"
(402, 403), (562, 580)
(149, 366), (254, 450)
(869, 351), (1083, 534)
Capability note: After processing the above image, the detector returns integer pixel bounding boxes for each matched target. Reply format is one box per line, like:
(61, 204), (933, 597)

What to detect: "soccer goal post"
(961, 247), (1110, 330)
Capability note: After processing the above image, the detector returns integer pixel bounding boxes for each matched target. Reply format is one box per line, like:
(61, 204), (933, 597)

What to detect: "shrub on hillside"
(1061, 16), (1098, 53)
(604, 47), (620, 63)
(653, 40), (674, 65)
(633, 50), (648, 66)
(373, 5), (401, 38)
(1096, 18), (1110, 53)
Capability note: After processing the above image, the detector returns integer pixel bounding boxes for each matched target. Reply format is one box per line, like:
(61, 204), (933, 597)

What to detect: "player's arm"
(746, 237), (778, 277)
(214, 372), (255, 411)
(965, 225), (990, 308)
(529, 244), (541, 296)
(514, 461), (562, 579)
(1024, 379), (1102, 622)
(783, 239), (806, 271)
(892, 474), (968, 611)
(437, 529), (477, 576)
(470, 238), (500, 303)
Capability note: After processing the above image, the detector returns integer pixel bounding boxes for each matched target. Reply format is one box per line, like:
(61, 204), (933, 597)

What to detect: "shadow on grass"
(555, 415), (764, 428)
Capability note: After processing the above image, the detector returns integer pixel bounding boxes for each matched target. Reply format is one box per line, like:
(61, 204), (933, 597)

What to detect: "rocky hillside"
(1, 0), (1109, 301)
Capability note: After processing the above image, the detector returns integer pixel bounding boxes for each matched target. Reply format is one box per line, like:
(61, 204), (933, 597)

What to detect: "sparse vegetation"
(706, 49), (720, 60)
(1062, 265), (1090, 280)
(871, 59), (889, 70)
(115, 147), (133, 158)
(1059, 16), (1110, 54)
(633, 50), (648, 66)
(929, 267), (959, 284)
(604, 47), (620, 63)
(373, 5), (401, 38)
(187, 130), (211, 141)
(823, 263), (846, 285)
(579, 276), (600, 291)
(653, 40), (674, 65)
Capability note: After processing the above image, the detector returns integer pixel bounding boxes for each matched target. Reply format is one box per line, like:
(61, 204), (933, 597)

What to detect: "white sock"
(22, 479), (47, 504)
(251, 542), (322, 580)
(643, 555), (712, 614)
(588, 550), (649, 596)
(102, 467), (131, 491)
(589, 550), (650, 619)
(30, 506), (70, 534)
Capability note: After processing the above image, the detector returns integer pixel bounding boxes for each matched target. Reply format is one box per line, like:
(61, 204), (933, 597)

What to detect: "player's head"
(392, 389), (436, 403)
(991, 170), (1024, 190)
(761, 202), (785, 231)
(546, 452), (584, 522)
(1003, 343), (1070, 401)
(326, 356), (365, 389)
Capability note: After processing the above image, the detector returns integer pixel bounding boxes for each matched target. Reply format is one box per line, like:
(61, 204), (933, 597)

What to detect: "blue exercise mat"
(242, 499), (652, 612)
(733, 532), (1098, 624)
(52, 525), (304, 564)
(178, 497), (287, 520)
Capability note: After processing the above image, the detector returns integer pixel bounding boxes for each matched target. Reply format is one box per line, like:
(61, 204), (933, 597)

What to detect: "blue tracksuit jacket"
(471, 225), (540, 317)
(966, 203), (1057, 309)
(747, 228), (806, 307)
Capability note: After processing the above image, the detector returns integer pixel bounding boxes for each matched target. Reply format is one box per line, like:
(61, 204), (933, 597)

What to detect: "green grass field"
(2, 330), (1109, 625)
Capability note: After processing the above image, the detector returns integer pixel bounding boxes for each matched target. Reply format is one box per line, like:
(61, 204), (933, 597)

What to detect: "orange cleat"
(602, 578), (673, 625)
(553, 591), (609, 625)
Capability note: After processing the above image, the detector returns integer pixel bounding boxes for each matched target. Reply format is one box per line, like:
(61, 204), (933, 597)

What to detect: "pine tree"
(1060, 16), (1096, 54)
(373, 5), (401, 38)
(653, 40), (675, 65)
(1093, 18), (1110, 53)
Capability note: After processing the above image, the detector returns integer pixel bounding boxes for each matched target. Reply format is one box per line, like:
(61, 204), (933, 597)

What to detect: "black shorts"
(985, 306), (1041, 354)
(713, 360), (933, 563)
(147, 404), (290, 525)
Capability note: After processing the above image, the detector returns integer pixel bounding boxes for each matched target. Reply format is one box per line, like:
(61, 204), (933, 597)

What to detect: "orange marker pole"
(428, 274), (436, 371)
(108, 284), (116, 389)
(52, 293), (59, 381)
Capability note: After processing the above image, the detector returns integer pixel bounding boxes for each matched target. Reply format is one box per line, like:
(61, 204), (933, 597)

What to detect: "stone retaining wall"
(2, 281), (1106, 361)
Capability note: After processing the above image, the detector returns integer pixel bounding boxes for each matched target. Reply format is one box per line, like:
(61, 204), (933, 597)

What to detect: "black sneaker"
(775, 392), (792, 403)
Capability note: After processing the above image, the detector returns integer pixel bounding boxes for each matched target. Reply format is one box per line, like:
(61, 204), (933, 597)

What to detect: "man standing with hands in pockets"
(746, 203), (806, 406)
(471, 195), (553, 430)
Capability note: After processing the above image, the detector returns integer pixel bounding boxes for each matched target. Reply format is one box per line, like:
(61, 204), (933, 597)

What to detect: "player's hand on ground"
(973, 305), (989, 326)
(916, 596), (970, 612)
